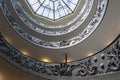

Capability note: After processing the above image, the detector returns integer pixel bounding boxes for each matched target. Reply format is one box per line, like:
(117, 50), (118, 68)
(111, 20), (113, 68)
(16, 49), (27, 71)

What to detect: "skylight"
(26, 0), (79, 21)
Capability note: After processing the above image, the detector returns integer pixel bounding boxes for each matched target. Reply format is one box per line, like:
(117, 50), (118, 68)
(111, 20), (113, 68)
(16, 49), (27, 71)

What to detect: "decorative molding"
(0, 0), (108, 49)
(11, 0), (93, 36)
(0, 33), (120, 80)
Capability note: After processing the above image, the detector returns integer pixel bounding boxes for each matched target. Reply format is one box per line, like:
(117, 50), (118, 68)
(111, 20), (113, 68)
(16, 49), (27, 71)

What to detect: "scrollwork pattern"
(106, 40), (120, 72)
(1, 33), (120, 80)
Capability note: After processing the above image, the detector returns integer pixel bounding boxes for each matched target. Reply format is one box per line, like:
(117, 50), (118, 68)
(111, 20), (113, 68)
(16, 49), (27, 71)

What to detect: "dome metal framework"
(26, 0), (79, 21)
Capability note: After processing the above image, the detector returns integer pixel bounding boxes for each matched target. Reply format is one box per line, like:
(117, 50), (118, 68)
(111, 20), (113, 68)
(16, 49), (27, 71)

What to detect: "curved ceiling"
(0, 0), (120, 63)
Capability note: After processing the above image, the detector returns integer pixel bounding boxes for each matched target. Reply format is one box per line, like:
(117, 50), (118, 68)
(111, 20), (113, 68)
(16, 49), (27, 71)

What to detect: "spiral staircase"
(0, 0), (120, 80)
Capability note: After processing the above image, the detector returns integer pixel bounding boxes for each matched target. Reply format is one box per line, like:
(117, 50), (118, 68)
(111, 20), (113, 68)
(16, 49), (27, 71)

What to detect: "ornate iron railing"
(0, 33), (120, 80)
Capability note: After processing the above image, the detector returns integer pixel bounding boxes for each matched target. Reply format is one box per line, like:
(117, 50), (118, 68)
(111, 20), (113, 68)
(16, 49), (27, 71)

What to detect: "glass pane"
(43, 7), (50, 17)
(48, 10), (54, 20)
(36, 6), (44, 15)
(27, 0), (38, 5)
(31, 3), (40, 12)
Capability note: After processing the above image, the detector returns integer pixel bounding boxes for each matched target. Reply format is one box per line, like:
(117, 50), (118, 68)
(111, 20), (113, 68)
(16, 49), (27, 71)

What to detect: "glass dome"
(26, 0), (79, 21)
